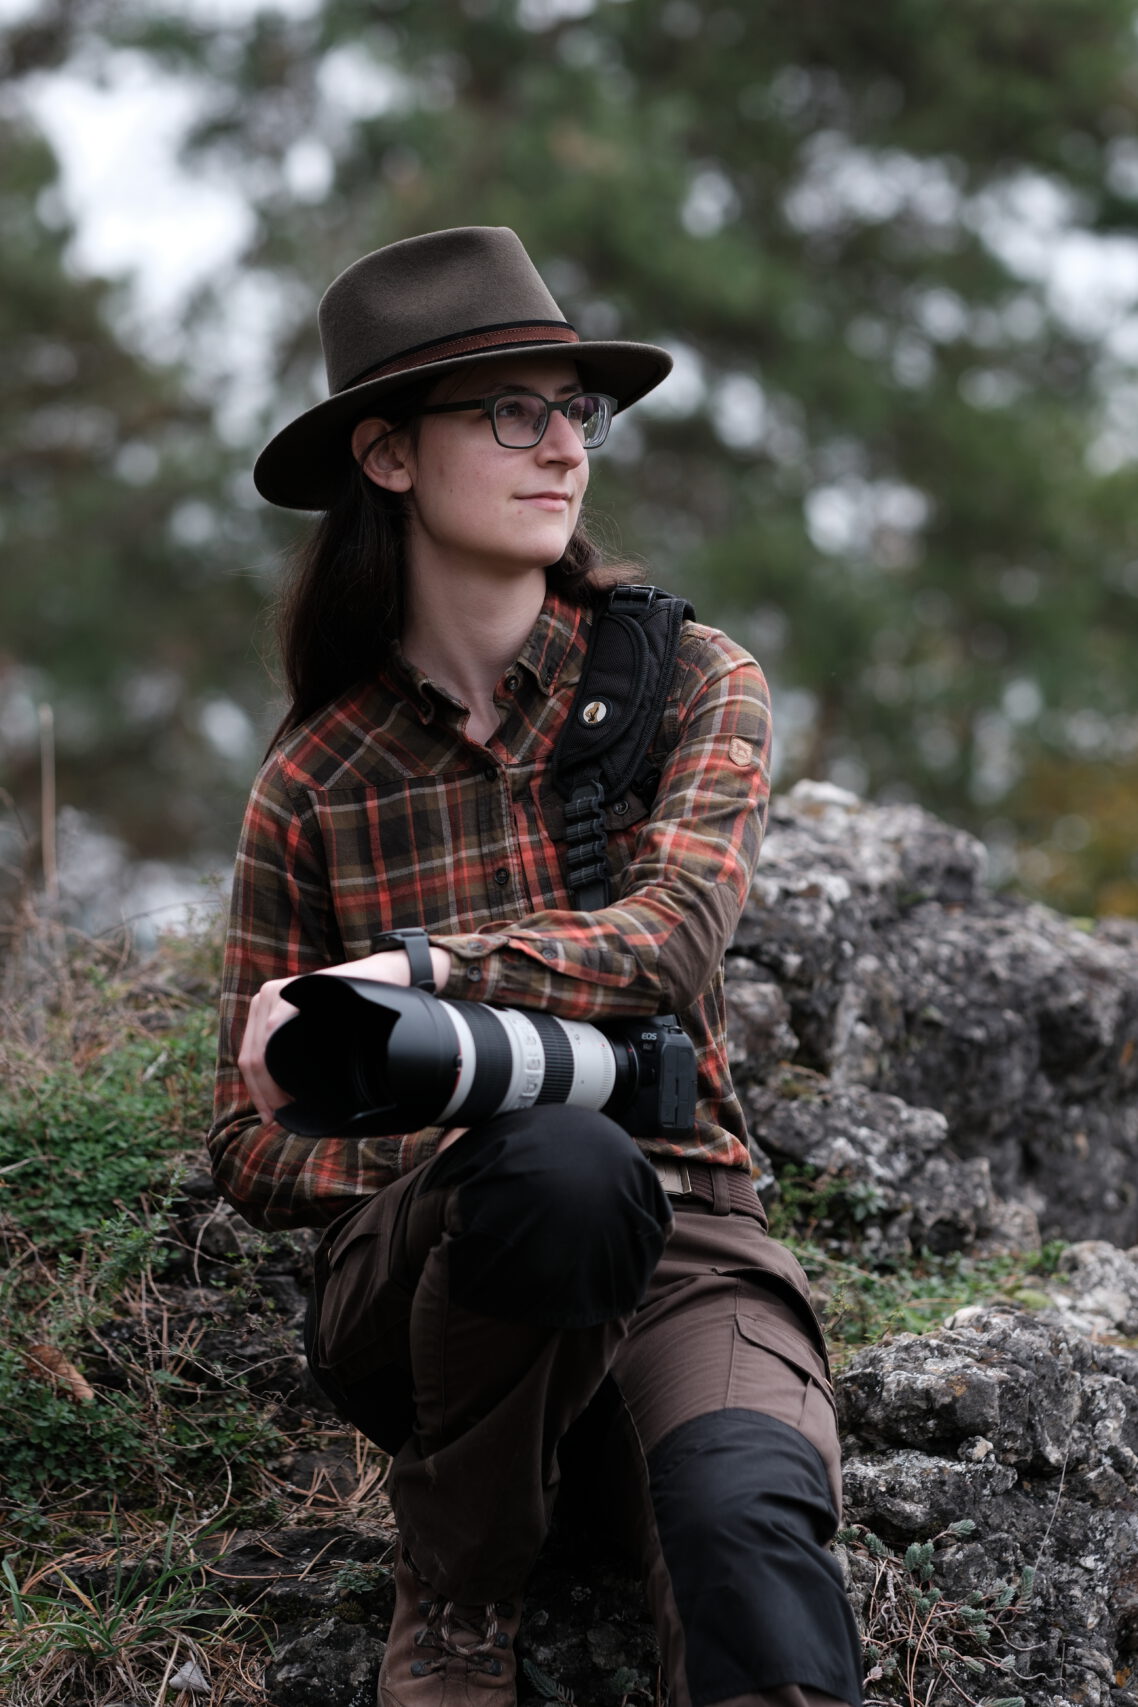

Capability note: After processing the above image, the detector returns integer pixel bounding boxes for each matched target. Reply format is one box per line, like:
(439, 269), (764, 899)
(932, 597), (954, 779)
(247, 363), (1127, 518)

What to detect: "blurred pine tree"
(6, 0), (1138, 913)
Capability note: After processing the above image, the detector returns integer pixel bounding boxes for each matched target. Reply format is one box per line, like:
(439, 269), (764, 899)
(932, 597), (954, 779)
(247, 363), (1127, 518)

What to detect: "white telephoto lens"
(548, 1017), (617, 1108)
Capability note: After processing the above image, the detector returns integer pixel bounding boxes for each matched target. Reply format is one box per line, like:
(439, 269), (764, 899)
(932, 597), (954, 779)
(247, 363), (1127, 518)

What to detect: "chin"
(502, 529), (574, 568)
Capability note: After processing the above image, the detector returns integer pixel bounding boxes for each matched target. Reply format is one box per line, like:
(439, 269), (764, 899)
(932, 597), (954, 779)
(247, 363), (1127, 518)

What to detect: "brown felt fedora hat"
(254, 226), (674, 510)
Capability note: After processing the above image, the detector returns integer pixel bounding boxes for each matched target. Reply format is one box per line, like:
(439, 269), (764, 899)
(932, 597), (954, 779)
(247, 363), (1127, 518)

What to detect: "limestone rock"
(1045, 1238), (1138, 1337)
(747, 1068), (1038, 1259)
(836, 1308), (1138, 1706)
(731, 784), (1138, 1246)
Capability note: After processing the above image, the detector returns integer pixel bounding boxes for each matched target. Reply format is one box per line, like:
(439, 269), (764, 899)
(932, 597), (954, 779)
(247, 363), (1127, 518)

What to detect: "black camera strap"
(550, 583), (694, 911)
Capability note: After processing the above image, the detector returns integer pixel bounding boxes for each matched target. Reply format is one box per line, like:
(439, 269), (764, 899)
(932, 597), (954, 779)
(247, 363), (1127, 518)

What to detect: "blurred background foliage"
(4, 0), (1138, 922)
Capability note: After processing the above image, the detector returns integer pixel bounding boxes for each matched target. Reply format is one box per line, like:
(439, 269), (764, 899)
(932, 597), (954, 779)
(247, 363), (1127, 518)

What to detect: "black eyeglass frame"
(414, 390), (617, 449)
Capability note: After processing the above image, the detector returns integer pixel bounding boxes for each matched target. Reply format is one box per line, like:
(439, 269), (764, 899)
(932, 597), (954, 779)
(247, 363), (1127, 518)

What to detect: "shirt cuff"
(431, 930), (505, 1000)
(430, 929), (563, 1004)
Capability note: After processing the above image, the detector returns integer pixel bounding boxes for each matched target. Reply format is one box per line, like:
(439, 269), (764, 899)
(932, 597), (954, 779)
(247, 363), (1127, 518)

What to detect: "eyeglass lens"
(491, 393), (611, 448)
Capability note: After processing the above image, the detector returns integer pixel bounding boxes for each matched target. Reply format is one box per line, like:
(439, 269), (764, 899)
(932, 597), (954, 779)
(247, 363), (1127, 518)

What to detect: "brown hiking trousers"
(306, 1109), (863, 1707)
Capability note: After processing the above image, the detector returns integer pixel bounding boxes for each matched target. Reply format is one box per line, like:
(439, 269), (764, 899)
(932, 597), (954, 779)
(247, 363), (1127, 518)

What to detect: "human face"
(358, 356), (590, 581)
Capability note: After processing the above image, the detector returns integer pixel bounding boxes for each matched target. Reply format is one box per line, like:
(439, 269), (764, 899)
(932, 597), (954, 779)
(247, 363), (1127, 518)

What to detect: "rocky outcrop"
(733, 780), (1138, 1250)
(837, 1302), (1138, 1707)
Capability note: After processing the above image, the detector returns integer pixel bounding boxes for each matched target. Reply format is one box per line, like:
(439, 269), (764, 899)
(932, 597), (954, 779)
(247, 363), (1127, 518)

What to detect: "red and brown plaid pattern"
(210, 590), (772, 1228)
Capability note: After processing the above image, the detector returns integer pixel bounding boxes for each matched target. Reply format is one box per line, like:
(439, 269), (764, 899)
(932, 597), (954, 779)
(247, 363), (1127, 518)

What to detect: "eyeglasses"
(415, 390), (616, 449)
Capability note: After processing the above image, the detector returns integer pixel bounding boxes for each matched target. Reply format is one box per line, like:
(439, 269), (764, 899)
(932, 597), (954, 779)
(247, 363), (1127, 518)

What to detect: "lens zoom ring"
(529, 1014), (575, 1103)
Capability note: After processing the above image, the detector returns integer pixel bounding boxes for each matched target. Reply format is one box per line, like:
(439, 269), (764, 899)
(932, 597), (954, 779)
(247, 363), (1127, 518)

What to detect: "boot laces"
(413, 1599), (506, 1677)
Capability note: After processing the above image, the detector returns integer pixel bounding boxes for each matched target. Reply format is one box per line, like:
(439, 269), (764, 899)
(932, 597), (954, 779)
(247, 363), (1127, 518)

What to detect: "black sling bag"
(550, 582), (694, 912)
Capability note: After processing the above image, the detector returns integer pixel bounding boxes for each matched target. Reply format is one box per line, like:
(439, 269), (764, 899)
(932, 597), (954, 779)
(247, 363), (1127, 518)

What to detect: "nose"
(537, 407), (587, 467)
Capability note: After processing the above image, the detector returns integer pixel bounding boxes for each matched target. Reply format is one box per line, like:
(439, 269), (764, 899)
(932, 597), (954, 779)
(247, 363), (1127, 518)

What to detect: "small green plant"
(0, 1199), (283, 1519)
(523, 1655), (577, 1704)
(838, 1521), (1036, 1707)
(0, 1011), (215, 1254)
(764, 1163), (1069, 1363)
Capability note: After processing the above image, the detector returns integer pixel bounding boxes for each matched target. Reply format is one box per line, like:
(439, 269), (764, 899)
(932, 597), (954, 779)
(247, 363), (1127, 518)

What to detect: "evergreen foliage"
(4, 0), (1138, 909)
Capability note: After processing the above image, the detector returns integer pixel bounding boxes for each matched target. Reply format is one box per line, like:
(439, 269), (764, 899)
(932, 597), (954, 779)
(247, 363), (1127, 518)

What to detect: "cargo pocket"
(314, 1183), (420, 1388)
(712, 1253), (832, 1378)
(729, 1292), (843, 1515)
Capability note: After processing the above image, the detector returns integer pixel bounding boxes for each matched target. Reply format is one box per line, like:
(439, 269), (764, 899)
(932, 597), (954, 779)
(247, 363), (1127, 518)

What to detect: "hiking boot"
(378, 1546), (521, 1705)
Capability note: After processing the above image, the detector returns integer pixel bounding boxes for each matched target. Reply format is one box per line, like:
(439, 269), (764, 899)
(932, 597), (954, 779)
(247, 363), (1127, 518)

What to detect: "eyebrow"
(483, 381), (582, 398)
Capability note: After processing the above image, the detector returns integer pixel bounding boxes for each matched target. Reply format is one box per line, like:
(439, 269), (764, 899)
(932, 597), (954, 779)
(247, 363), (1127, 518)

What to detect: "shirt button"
(483, 765), (497, 781)
(542, 945), (558, 961)
(612, 798), (629, 816)
(493, 867), (510, 886)
(466, 966), (483, 983)
(504, 673), (520, 692)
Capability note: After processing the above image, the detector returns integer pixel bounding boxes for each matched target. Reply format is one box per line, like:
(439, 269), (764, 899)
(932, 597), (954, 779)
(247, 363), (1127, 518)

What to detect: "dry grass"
(0, 892), (396, 1703)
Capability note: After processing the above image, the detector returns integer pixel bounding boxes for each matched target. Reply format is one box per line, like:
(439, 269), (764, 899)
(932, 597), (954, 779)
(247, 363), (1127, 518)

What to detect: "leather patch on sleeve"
(729, 736), (754, 767)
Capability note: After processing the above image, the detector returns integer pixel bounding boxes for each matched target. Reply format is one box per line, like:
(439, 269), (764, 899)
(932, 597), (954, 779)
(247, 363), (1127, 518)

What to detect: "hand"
(237, 944), (454, 1127)
(238, 976), (302, 1126)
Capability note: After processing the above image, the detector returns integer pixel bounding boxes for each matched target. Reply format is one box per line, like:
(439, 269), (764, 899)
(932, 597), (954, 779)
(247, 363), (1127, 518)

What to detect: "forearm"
(431, 878), (744, 1019)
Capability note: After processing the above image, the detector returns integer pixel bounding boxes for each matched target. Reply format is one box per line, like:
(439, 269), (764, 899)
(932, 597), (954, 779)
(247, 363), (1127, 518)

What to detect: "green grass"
(0, 1016), (215, 1250)
(0, 915), (298, 1703)
(0, 1518), (261, 1706)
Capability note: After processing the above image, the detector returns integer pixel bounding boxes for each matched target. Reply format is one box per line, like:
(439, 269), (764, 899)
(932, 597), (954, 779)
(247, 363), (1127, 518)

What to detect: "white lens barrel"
(493, 1008), (554, 1112)
(545, 1016), (617, 1108)
(432, 1003), (616, 1124)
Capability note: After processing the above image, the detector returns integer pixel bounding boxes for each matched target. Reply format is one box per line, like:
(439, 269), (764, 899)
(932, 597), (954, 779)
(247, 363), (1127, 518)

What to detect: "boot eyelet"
(410, 1660), (427, 1677)
(488, 1658), (503, 1676)
(495, 1632), (510, 1647)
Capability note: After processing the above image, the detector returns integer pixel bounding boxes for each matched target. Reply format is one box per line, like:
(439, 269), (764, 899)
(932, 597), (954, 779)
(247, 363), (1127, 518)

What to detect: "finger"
(239, 985), (300, 1125)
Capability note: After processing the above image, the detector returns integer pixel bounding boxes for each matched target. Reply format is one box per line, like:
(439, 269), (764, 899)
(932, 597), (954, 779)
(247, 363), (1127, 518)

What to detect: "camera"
(264, 975), (697, 1139)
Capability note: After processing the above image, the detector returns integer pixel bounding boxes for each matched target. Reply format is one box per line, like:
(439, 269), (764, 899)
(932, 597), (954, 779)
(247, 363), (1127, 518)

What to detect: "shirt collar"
(515, 586), (588, 695)
(383, 586), (591, 721)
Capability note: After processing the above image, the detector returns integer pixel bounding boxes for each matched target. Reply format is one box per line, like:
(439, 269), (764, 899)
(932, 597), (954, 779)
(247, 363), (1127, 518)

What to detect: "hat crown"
(319, 227), (570, 396)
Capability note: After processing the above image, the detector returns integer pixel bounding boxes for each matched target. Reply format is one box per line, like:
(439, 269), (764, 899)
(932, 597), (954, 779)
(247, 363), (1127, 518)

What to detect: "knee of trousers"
(435, 1106), (673, 1328)
(647, 1410), (864, 1707)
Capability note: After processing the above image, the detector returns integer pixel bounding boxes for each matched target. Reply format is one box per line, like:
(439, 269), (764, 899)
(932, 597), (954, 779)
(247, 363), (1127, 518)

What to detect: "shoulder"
(672, 619), (769, 708)
(266, 680), (400, 793)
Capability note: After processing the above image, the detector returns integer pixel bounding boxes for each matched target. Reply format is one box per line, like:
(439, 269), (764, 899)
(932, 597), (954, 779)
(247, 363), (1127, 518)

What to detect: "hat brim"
(253, 337), (673, 510)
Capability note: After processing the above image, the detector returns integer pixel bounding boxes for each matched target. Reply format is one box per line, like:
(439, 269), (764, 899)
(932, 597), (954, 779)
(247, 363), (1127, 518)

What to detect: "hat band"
(344, 320), (581, 391)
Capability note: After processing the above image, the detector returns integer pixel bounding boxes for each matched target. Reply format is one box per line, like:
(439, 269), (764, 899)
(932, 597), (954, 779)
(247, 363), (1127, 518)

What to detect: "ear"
(352, 417), (414, 492)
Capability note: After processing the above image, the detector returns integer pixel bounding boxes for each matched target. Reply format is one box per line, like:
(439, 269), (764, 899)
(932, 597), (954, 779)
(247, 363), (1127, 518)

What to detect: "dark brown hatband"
(345, 321), (580, 391)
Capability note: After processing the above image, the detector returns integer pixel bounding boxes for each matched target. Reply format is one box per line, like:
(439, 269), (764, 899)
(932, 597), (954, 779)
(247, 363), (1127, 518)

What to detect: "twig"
(153, 1632), (181, 1707)
(38, 703), (58, 910)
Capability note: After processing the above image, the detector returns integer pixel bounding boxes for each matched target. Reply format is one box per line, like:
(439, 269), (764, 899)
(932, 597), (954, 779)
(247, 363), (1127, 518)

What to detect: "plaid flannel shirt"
(209, 588), (772, 1229)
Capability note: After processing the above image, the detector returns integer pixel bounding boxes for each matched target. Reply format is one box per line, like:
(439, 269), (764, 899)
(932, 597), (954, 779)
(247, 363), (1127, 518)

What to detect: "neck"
(401, 559), (549, 708)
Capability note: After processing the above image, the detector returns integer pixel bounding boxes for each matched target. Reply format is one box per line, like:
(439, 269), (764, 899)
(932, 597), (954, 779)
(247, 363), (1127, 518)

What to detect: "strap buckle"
(650, 1158), (693, 1198)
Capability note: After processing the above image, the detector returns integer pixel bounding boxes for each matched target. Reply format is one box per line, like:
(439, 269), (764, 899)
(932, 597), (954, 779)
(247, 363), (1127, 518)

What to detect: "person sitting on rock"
(209, 224), (864, 1707)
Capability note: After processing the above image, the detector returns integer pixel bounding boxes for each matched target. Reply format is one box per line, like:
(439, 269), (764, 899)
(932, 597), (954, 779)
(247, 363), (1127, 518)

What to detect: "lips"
(517, 490), (572, 507)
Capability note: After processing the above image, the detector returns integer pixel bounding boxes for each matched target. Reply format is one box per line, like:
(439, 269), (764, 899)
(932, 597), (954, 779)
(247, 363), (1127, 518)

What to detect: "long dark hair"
(271, 395), (609, 744)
